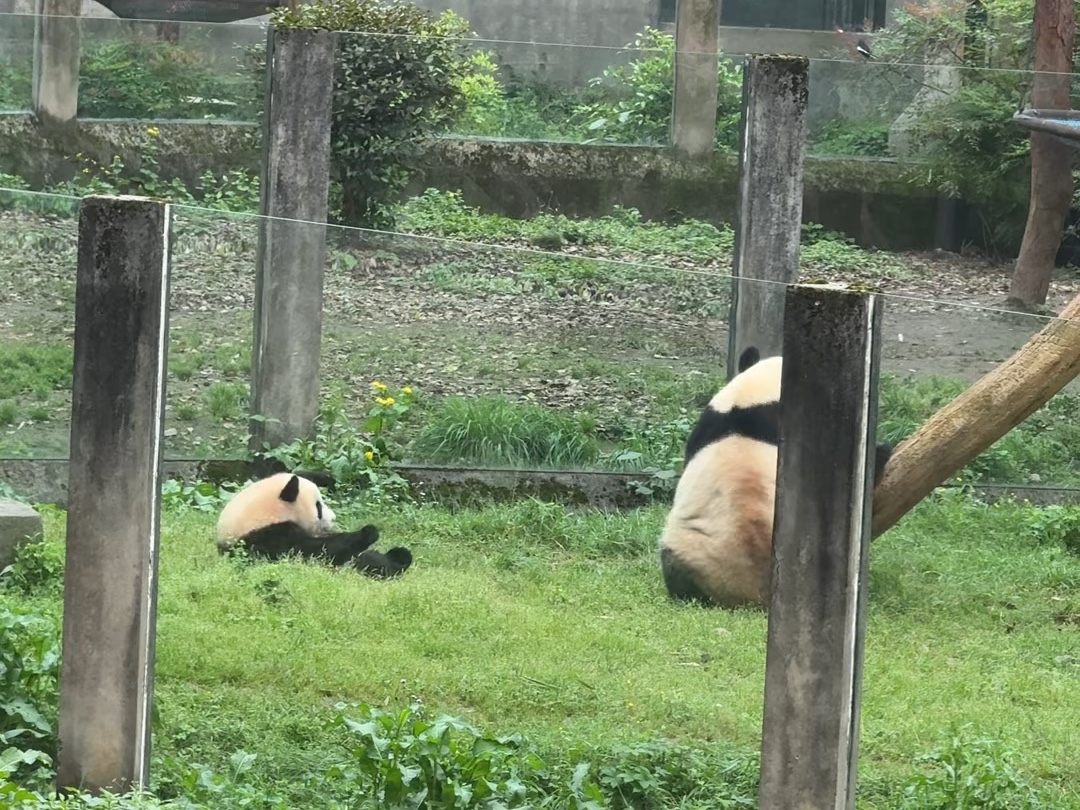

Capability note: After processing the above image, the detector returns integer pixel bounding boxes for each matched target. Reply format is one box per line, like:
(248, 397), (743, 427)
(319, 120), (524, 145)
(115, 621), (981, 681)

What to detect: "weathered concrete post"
(726, 55), (809, 378)
(57, 195), (172, 795)
(758, 284), (883, 810)
(249, 27), (336, 465)
(32, 0), (81, 127)
(671, 0), (720, 157)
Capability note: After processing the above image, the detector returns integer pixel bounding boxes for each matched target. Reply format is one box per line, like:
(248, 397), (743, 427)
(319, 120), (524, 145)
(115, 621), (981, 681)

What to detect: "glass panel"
(0, 12), (35, 113)
(78, 16), (265, 122)
(0, 187), (79, 458)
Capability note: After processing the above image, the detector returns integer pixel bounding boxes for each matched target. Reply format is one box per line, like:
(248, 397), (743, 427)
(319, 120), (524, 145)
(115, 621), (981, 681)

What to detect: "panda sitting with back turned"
(657, 346), (892, 608)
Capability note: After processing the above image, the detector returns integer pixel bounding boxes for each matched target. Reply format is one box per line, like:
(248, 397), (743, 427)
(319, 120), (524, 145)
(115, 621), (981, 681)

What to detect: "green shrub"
(270, 0), (475, 229)
(77, 38), (249, 120)
(263, 382), (417, 498)
(0, 606), (60, 790)
(899, 729), (1042, 810)
(0, 62), (32, 112)
(810, 119), (891, 157)
(862, 0), (1049, 253)
(569, 26), (744, 149)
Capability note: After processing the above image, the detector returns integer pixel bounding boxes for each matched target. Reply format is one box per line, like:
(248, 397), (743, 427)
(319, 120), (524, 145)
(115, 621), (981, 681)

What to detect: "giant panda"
(658, 346), (892, 609)
(216, 472), (413, 579)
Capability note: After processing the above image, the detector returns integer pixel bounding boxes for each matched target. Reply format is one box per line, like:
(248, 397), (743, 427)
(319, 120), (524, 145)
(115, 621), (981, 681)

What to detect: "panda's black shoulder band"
(683, 402), (779, 465)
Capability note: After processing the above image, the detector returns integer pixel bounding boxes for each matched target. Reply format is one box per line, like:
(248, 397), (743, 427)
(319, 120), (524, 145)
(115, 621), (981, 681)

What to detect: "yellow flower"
(364, 450), (374, 463)
(371, 380), (388, 392)
(146, 126), (160, 138)
(402, 386), (413, 396)
(383, 397), (395, 407)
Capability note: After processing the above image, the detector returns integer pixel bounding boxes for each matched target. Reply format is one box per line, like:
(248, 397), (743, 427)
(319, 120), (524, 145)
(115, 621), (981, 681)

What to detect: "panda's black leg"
(235, 522), (380, 566)
(353, 546), (413, 579)
(301, 525), (382, 566)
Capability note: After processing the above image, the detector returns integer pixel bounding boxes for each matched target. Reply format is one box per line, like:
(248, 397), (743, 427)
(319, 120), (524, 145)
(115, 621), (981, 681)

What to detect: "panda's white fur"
(215, 472), (413, 578)
(658, 351), (783, 608)
(217, 472), (335, 550)
(658, 347), (891, 609)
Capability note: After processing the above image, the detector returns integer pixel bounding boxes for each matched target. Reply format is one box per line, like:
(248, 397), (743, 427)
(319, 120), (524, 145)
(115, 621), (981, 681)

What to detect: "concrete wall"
(0, 114), (948, 251)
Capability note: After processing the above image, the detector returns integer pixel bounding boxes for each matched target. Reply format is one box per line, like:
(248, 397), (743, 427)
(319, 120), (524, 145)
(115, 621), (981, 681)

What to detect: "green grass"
(410, 395), (602, 468)
(5, 492), (1080, 808)
(396, 190), (736, 264)
(0, 343), (72, 401)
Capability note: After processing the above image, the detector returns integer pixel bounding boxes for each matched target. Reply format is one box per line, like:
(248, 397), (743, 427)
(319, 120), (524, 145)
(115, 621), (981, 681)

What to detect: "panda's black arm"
(233, 522), (381, 566)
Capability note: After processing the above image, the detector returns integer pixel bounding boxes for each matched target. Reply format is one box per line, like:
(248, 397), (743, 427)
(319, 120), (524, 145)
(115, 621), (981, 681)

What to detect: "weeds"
(263, 382), (416, 497)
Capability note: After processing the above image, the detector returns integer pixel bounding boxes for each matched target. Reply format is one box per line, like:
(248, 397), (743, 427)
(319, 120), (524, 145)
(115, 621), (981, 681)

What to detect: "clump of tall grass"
(409, 395), (601, 468)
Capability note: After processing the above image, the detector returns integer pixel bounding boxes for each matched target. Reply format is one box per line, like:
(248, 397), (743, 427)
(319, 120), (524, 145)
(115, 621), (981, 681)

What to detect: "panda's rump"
(660, 437), (776, 607)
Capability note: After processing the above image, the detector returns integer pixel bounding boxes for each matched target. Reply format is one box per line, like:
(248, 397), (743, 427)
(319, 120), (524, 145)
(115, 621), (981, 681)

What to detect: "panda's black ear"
(737, 346), (761, 373)
(279, 474), (301, 503)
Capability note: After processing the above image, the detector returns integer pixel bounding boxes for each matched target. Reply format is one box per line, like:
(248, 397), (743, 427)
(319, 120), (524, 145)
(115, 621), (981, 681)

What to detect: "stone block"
(0, 497), (43, 568)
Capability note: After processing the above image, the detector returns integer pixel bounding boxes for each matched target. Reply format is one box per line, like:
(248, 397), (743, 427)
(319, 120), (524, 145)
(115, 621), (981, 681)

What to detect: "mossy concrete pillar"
(671, 0), (720, 157)
(249, 27), (336, 465)
(32, 0), (80, 127)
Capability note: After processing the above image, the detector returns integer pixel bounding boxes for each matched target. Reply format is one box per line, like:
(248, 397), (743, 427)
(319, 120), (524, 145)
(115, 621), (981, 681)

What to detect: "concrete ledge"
(0, 497), (43, 568)
(1, 458), (1079, 512)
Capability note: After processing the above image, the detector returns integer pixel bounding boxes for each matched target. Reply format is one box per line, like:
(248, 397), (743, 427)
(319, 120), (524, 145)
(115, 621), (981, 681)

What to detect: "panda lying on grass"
(216, 472), (412, 579)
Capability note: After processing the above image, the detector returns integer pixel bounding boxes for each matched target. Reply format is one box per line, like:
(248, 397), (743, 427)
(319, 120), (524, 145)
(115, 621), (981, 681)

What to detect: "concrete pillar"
(249, 28), (336, 460)
(0, 498), (42, 568)
(57, 195), (172, 796)
(32, 0), (81, 127)
(726, 54), (809, 377)
(759, 285), (883, 810)
(671, 0), (719, 157)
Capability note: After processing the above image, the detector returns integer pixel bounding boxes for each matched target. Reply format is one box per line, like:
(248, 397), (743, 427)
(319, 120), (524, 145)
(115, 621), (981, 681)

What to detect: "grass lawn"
(5, 489), (1080, 809)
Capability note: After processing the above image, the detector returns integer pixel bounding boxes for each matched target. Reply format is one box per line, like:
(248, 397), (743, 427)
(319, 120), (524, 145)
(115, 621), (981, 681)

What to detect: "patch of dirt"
(4, 208), (1080, 458)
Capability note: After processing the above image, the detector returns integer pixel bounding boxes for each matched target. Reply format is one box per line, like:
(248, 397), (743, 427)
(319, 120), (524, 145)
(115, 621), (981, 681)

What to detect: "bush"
(78, 38), (250, 120)
(863, 0), (1052, 252)
(0, 605), (60, 791)
(568, 26), (744, 149)
(270, 0), (475, 229)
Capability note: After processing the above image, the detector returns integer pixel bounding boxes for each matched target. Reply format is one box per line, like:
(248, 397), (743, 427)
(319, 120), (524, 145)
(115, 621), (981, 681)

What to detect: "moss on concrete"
(0, 113), (261, 189)
(0, 116), (941, 247)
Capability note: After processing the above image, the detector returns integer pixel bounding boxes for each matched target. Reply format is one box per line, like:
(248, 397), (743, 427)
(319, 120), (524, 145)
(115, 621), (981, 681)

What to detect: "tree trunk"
(1007, 0), (1075, 310)
(872, 289), (1080, 540)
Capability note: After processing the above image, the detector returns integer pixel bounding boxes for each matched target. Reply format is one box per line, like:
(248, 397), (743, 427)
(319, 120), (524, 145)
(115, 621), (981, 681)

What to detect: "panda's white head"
(217, 472), (336, 545)
(708, 348), (782, 414)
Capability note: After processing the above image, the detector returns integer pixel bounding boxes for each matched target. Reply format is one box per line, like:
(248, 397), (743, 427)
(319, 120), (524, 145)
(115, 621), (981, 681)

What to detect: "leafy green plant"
(263, 381), (416, 497)
(324, 701), (554, 809)
(77, 38), (250, 120)
(160, 479), (238, 515)
(269, 0), (476, 228)
(859, 0), (1045, 253)
(1021, 504), (1080, 554)
(410, 395), (601, 468)
(2, 538), (62, 597)
(50, 127), (260, 214)
(0, 61), (32, 113)
(204, 381), (248, 422)
(899, 729), (1042, 809)
(568, 26), (743, 149)
(0, 607), (59, 790)
(809, 119), (891, 157)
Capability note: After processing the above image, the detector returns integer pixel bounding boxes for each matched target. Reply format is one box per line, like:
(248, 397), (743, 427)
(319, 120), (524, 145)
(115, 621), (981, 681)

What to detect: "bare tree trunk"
(1007, 0), (1075, 310)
